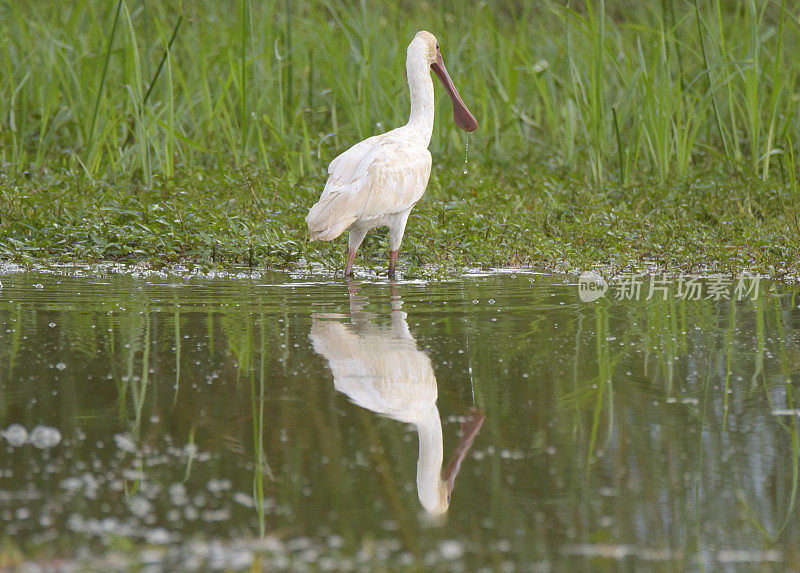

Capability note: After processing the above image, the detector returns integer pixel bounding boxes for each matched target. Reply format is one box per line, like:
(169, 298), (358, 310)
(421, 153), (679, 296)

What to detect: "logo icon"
(578, 271), (608, 302)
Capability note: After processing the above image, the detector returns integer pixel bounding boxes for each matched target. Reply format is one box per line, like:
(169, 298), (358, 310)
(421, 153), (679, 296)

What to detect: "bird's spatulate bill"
(431, 52), (478, 132)
(442, 410), (485, 495)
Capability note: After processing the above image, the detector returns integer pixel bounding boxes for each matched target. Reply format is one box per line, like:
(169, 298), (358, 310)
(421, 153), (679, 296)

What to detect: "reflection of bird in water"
(310, 284), (483, 515)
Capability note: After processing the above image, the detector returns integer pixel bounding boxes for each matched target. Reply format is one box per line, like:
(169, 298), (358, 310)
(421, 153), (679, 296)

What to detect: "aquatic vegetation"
(0, 165), (798, 279)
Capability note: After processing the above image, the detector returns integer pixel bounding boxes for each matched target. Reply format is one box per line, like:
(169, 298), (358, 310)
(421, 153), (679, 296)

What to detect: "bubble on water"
(327, 535), (344, 549)
(33, 283), (44, 290)
(61, 476), (83, 493)
(202, 508), (231, 522)
(145, 528), (173, 545)
(228, 548), (255, 570)
(3, 423), (28, 447)
(139, 481), (162, 500)
(169, 483), (189, 506)
(208, 478), (232, 494)
(55, 362), (66, 371)
(29, 425), (62, 449)
(113, 433), (137, 454)
(128, 496), (152, 518)
(233, 492), (254, 508)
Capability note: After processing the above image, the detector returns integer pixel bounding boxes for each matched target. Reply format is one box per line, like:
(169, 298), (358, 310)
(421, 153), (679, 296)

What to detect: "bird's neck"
(406, 58), (435, 146)
(415, 403), (445, 512)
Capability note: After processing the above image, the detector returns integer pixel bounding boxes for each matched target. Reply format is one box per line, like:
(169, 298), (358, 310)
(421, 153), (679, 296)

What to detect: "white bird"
(305, 31), (477, 278)
(310, 286), (483, 515)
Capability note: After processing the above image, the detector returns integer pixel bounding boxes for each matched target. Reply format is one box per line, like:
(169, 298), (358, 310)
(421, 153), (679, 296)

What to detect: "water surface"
(1, 270), (799, 570)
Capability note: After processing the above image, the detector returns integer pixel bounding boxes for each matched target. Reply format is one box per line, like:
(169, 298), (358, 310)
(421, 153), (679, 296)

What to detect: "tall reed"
(0, 0), (798, 186)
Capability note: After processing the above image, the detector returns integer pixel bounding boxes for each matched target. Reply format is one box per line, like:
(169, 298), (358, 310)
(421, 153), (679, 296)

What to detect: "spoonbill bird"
(305, 31), (477, 278)
(309, 285), (484, 514)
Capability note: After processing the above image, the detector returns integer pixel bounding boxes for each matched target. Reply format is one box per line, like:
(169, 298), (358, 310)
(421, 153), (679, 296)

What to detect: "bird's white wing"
(309, 318), (438, 422)
(306, 128), (432, 240)
(324, 133), (389, 192)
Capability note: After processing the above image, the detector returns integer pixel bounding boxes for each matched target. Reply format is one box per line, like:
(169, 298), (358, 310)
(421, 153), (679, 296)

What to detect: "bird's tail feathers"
(306, 193), (356, 241)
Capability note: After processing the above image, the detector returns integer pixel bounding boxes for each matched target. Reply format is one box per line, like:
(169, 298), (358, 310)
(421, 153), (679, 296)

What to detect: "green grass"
(1, 0), (799, 277)
(0, 163), (798, 279)
(3, 0), (800, 182)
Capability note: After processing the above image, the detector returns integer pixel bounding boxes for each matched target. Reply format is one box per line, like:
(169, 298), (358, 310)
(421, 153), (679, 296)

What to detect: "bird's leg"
(388, 212), (410, 280)
(345, 249), (357, 277)
(388, 250), (399, 279)
(345, 228), (367, 278)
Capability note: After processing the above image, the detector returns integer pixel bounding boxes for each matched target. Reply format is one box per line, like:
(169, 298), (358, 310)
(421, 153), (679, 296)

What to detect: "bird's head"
(409, 31), (478, 132)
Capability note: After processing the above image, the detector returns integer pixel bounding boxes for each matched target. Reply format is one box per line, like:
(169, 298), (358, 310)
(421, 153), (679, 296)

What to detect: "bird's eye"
(436, 43), (439, 49)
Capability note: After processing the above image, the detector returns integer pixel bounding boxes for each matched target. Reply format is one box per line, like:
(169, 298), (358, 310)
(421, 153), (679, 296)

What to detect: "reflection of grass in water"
(6, 303), (22, 383)
(693, 305), (715, 558)
(183, 426), (197, 484)
(107, 307), (151, 433)
(356, 408), (418, 556)
(722, 298), (736, 430)
(173, 298), (181, 405)
(564, 284), (799, 494)
(646, 297), (681, 395)
(104, 306), (153, 498)
(251, 312), (270, 537)
(2, 276), (799, 564)
(770, 296), (798, 537)
(548, 284), (800, 563)
(732, 295), (799, 541)
(224, 313), (253, 381)
(587, 301), (613, 468)
(129, 312), (150, 433)
(753, 294), (765, 391)
(241, 309), (283, 538)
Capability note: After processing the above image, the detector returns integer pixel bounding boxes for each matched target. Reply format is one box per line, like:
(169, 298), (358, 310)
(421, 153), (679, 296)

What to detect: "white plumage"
(305, 129), (432, 243)
(310, 298), (448, 514)
(309, 287), (485, 515)
(306, 30), (477, 278)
